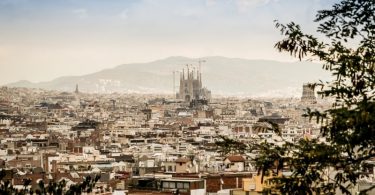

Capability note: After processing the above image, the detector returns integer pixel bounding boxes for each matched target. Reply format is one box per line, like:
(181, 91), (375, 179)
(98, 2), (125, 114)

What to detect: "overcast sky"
(0, 0), (338, 85)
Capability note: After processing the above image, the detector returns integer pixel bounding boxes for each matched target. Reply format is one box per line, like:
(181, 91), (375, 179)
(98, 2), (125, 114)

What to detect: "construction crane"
(172, 70), (180, 98)
(198, 59), (206, 80)
(198, 59), (206, 74)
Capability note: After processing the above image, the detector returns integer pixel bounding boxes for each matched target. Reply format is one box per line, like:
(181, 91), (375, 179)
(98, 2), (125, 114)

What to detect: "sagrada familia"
(176, 67), (211, 102)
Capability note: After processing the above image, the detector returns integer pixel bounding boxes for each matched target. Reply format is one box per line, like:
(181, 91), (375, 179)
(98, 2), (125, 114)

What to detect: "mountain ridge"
(5, 56), (330, 97)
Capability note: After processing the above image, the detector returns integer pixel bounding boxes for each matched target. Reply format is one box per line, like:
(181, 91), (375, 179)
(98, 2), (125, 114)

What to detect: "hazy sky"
(0, 0), (338, 85)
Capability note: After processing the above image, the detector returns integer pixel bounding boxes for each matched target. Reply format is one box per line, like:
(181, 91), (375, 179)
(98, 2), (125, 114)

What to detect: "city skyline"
(0, 0), (373, 194)
(0, 0), (338, 85)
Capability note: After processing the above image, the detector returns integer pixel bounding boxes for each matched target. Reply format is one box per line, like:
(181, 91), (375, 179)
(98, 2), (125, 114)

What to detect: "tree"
(0, 169), (101, 195)
(252, 0), (375, 194)
(215, 135), (247, 156)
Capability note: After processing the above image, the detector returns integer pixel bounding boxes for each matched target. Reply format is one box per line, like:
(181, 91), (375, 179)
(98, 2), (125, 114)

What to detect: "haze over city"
(0, 0), (338, 86)
(1, 0), (374, 194)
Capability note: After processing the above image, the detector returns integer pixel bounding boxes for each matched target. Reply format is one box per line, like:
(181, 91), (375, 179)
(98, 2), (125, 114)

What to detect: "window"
(197, 181), (204, 189)
(177, 182), (183, 189)
(164, 182), (188, 189)
(163, 182), (176, 188)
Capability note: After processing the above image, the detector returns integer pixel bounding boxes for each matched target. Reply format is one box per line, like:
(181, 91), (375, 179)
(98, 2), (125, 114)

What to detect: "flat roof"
(161, 178), (203, 182)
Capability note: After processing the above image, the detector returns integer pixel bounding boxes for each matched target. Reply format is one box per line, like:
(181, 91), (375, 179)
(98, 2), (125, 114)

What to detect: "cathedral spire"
(186, 64), (190, 79)
(177, 64), (211, 102)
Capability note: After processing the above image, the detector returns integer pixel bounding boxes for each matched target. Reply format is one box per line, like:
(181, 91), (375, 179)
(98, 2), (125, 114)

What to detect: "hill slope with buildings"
(6, 56), (330, 97)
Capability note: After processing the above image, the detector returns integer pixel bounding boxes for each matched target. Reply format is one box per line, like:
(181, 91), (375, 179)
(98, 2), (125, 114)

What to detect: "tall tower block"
(75, 84), (79, 94)
(301, 83), (317, 104)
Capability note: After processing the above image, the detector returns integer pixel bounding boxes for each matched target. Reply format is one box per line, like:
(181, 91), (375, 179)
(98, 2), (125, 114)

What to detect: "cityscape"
(0, 0), (374, 195)
(0, 72), (333, 194)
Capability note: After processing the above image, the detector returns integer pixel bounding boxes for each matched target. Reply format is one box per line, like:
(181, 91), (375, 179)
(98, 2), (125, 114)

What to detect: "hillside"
(6, 56), (331, 97)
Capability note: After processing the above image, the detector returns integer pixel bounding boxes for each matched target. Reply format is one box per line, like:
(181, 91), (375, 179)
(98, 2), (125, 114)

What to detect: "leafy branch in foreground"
(0, 169), (101, 195)
(256, 0), (375, 194)
(215, 135), (247, 156)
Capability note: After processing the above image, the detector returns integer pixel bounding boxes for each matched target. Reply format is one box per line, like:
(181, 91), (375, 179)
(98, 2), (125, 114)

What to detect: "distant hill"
(6, 56), (331, 97)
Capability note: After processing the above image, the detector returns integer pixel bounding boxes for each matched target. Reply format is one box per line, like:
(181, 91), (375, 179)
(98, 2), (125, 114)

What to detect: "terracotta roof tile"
(175, 157), (190, 163)
(226, 155), (245, 162)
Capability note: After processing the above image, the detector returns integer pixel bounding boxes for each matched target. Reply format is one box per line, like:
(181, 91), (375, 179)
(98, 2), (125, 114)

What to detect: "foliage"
(0, 169), (101, 195)
(215, 135), (247, 156)
(252, 0), (375, 194)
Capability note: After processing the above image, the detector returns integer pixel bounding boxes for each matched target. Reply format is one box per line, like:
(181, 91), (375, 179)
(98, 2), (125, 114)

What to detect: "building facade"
(176, 67), (211, 102)
(301, 83), (317, 104)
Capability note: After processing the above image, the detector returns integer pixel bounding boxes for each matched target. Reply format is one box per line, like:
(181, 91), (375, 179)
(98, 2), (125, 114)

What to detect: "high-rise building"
(301, 83), (317, 104)
(176, 67), (211, 102)
(75, 84), (79, 94)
